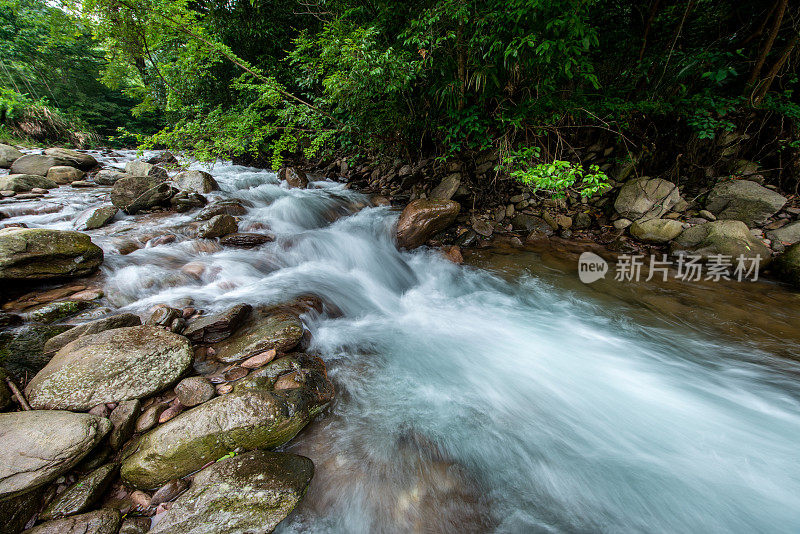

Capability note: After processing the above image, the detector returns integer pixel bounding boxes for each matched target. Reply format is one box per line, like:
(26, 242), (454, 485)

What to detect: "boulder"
(767, 221), (800, 247)
(396, 199), (460, 249)
(44, 148), (97, 170)
(93, 169), (129, 185)
(0, 411), (110, 500)
(198, 214), (237, 238)
(22, 300), (91, 324)
(278, 167), (309, 188)
(774, 243), (800, 287)
(173, 170), (219, 194)
(705, 179), (787, 227)
(219, 232), (274, 248)
(629, 218), (684, 243)
(73, 205), (118, 231)
(39, 463), (118, 520)
(0, 144), (23, 168)
(183, 303), (252, 344)
(146, 151), (179, 166)
(671, 220), (771, 261)
(614, 177), (680, 220)
(150, 451), (313, 534)
(10, 154), (72, 176)
(430, 173), (461, 200)
(121, 374), (330, 490)
(124, 160), (169, 180)
(511, 214), (554, 236)
(111, 175), (173, 214)
(46, 166), (85, 184)
(214, 311), (303, 363)
(0, 323), (72, 379)
(0, 174), (58, 192)
(42, 313), (142, 356)
(25, 326), (193, 411)
(0, 227), (103, 281)
(196, 200), (247, 220)
(22, 509), (121, 534)
(170, 190), (207, 212)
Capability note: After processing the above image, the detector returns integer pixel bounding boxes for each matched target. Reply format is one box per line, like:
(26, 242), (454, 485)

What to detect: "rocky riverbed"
(1, 144), (800, 533)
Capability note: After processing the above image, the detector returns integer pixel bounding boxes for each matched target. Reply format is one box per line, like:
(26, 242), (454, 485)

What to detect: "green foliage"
(502, 146), (610, 198)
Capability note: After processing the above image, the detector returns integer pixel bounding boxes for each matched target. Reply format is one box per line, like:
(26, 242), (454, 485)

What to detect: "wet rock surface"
(0, 227), (103, 281)
(396, 199), (460, 249)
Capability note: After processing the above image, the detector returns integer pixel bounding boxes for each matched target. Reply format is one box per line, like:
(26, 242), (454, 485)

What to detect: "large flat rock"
(0, 228), (103, 281)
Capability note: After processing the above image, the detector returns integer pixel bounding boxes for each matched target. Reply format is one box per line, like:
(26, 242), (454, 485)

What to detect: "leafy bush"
(502, 146), (610, 198)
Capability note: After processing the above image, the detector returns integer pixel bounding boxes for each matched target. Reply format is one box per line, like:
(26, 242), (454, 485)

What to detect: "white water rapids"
(3, 150), (800, 533)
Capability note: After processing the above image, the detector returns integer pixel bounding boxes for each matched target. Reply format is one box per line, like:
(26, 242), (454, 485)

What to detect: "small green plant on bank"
(502, 146), (611, 199)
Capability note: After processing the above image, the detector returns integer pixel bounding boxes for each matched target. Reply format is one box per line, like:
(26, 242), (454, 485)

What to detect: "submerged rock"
(39, 463), (118, 520)
(173, 170), (219, 193)
(25, 326), (193, 411)
(671, 220), (771, 261)
(22, 509), (121, 534)
(705, 179), (787, 227)
(0, 143), (23, 168)
(0, 227), (103, 281)
(150, 450), (313, 534)
(73, 205), (118, 231)
(614, 177), (680, 220)
(0, 410), (110, 500)
(0, 174), (58, 192)
(396, 199), (460, 249)
(196, 200), (248, 220)
(220, 232), (274, 248)
(44, 148), (97, 170)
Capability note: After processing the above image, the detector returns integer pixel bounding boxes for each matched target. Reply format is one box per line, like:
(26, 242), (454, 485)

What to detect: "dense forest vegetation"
(2, 0), (799, 193)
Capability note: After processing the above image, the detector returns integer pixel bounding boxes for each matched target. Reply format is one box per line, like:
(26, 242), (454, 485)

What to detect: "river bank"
(1, 146), (800, 533)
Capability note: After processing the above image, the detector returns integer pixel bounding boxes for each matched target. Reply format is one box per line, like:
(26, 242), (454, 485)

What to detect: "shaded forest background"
(1, 0), (799, 192)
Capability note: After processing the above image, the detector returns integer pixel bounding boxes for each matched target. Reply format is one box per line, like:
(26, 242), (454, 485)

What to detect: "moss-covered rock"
(73, 205), (118, 231)
(110, 175), (172, 214)
(213, 311), (303, 363)
(671, 220), (771, 261)
(22, 509), (120, 534)
(9, 154), (72, 176)
(614, 177), (680, 221)
(25, 326), (193, 411)
(121, 383), (330, 489)
(0, 143), (23, 169)
(0, 227), (103, 281)
(42, 312), (141, 356)
(705, 179), (787, 227)
(0, 323), (72, 379)
(0, 174), (58, 192)
(0, 410), (110, 500)
(46, 166), (85, 184)
(150, 450), (313, 534)
(21, 300), (92, 324)
(43, 148), (97, 170)
(173, 170), (219, 193)
(39, 463), (118, 520)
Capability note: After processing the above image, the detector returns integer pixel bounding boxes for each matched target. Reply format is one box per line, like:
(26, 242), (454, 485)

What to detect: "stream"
(3, 150), (800, 533)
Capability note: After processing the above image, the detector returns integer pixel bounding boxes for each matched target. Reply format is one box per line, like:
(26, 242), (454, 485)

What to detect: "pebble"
(215, 383), (233, 395)
(69, 288), (104, 301)
(240, 349), (276, 369)
(174, 376), (215, 407)
(136, 404), (168, 432)
(224, 366), (249, 381)
(158, 400), (184, 423)
(699, 209), (716, 221)
(129, 490), (152, 509)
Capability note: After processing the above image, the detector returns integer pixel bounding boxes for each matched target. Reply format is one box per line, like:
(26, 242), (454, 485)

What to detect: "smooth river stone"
(25, 326), (192, 411)
(213, 312), (303, 363)
(0, 411), (111, 500)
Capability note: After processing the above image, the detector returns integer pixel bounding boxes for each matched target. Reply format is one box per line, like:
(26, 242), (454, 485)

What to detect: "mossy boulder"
(150, 450), (313, 534)
(74, 205), (118, 231)
(0, 410), (110, 500)
(47, 166), (85, 184)
(214, 311), (303, 363)
(0, 174), (58, 192)
(25, 326), (193, 411)
(121, 382), (330, 489)
(22, 509), (120, 534)
(124, 160), (168, 180)
(110, 175), (173, 214)
(42, 312), (141, 356)
(0, 228), (103, 281)
(93, 169), (129, 185)
(39, 463), (118, 520)
(396, 199), (460, 249)
(773, 243), (800, 288)
(671, 220), (771, 261)
(0, 323), (72, 379)
(198, 214), (237, 239)
(705, 179), (787, 227)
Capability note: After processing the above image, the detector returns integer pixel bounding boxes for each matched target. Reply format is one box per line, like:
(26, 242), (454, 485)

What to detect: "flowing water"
(3, 151), (800, 533)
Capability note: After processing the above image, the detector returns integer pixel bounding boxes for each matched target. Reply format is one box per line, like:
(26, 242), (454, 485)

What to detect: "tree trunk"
(746, 0), (789, 90)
